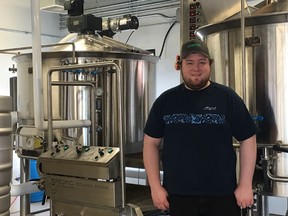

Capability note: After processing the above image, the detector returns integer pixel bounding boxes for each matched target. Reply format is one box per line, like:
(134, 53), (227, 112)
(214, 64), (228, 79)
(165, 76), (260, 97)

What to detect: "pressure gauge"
(96, 87), (103, 96)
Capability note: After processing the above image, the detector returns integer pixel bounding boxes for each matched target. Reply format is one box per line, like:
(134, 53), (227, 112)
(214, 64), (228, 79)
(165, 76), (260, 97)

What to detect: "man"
(143, 39), (257, 216)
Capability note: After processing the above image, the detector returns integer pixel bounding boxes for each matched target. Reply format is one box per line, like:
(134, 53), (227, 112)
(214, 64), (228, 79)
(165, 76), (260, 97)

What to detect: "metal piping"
(89, 5), (179, 19)
(19, 159), (30, 216)
(0, 27), (62, 38)
(25, 3), (40, 215)
(266, 168), (288, 183)
(11, 181), (40, 196)
(46, 62), (126, 208)
(0, 43), (75, 53)
(46, 63), (100, 150)
(59, 12), (176, 22)
(241, 0), (247, 103)
(0, 43), (76, 64)
(31, 0), (43, 131)
(30, 0), (81, 131)
(263, 147), (288, 183)
(30, 0), (77, 130)
(48, 81), (96, 147)
(85, 0), (179, 14)
(115, 62), (126, 209)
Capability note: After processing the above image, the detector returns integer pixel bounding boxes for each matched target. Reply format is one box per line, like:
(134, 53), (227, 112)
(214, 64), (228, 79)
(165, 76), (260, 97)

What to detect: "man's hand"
(151, 185), (170, 210)
(234, 184), (254, 208)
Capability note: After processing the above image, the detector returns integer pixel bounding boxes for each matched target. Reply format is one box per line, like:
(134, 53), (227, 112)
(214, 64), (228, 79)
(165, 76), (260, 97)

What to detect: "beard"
(182, 74), (210, 90)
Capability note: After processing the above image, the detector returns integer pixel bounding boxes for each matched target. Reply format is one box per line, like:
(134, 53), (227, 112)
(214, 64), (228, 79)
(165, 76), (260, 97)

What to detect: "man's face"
(181, 52), (211, 90)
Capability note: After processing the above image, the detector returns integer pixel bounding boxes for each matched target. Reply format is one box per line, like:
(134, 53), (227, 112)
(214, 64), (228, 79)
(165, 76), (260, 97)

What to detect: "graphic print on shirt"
(163, 113), (225, 125)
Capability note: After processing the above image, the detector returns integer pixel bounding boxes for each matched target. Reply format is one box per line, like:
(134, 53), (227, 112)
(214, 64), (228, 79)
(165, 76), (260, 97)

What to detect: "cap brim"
(182, 51), (210, 60)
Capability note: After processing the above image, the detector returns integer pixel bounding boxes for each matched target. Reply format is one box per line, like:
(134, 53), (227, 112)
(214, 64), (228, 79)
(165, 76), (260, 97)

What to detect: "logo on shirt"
(163, 113), (225, 125)
(203, 106), (217, 111)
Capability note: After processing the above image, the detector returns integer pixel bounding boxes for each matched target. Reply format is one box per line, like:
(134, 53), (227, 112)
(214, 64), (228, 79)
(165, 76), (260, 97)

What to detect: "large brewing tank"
(13, 33), (158, 153)
(195, 0), (288, 196)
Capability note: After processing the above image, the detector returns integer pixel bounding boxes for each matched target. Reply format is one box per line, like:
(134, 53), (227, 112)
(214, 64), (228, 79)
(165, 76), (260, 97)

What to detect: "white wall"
(0, 0), (63, 96)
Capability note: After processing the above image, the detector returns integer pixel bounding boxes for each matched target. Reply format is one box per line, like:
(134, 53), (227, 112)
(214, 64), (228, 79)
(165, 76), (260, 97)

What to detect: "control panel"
(38, 145), (120, 180)
(45, 145), (119, 163)
(180, 0), (207, 44)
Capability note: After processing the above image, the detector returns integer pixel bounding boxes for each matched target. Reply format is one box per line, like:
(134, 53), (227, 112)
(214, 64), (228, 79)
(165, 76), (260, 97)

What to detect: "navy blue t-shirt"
(144, 82), (258, 196)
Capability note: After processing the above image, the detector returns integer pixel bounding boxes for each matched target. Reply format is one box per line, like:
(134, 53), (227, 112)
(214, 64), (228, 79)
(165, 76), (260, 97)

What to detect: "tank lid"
(49, 33), (154, 55)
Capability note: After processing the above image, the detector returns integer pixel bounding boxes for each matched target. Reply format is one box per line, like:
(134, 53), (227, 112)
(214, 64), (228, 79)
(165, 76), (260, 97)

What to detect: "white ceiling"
(83, 0), (262, 10)
(77, 0), (180, 27)
(81, 0), (263, 26)
(84, 0), (179, 18)
(38, 0), (264, 19)
(42, 0), (263, 28)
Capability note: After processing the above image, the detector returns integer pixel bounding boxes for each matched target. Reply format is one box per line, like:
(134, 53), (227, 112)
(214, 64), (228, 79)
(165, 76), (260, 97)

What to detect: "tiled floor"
(10, 196), (50, 216)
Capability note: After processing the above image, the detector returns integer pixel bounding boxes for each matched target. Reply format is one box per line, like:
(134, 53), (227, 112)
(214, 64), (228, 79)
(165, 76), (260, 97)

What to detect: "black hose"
(126, 30), (135, 43)
(159, 21), (178, 58)
(273, 144), (288, 153)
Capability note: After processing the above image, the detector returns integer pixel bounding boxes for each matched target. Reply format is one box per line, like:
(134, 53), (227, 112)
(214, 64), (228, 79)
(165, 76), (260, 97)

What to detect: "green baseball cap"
(181, 39), (210, 60)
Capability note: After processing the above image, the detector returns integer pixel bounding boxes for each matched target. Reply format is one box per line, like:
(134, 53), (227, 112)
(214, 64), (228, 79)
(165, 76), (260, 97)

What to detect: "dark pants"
(168, 194), (241, 216)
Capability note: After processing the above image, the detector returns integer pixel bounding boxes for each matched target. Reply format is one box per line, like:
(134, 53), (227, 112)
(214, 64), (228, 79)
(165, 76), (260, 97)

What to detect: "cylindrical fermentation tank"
(196, 0), (288, 196)
(13, 33), (158, 153)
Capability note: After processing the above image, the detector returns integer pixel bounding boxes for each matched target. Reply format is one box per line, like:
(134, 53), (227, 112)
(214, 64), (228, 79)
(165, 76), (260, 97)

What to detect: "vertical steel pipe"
(20, 159), (30, 216)
(241, 0), (247, 103)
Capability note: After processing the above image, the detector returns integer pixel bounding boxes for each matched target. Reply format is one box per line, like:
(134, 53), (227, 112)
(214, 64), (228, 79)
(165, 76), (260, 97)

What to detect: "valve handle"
(273, 143), (288, 153)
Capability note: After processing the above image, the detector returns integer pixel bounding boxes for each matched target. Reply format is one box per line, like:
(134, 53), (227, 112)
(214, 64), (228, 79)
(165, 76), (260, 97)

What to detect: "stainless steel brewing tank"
(13, 33), (158, 153)
(196, 11), (288, 196)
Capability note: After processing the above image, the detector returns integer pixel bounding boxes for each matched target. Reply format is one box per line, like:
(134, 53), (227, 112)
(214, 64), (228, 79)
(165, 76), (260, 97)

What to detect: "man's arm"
(234, 134), (257, 208)
(143, 134), (169, 210)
